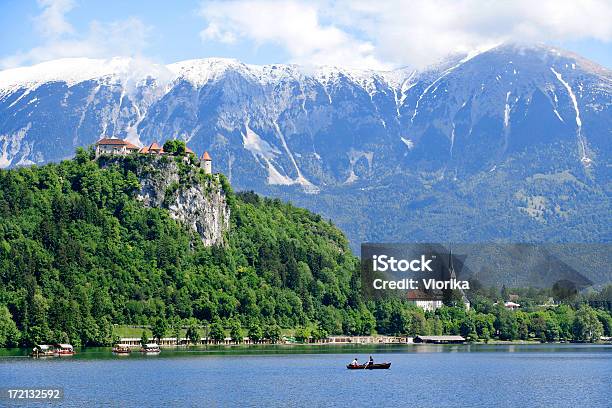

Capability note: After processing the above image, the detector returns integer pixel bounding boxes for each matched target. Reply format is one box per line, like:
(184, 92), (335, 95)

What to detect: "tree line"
(0, 150), (367, 347)
(0, 150), (610, 348)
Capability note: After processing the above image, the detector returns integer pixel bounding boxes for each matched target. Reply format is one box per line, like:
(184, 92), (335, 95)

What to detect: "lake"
(1, 344), (610, 407)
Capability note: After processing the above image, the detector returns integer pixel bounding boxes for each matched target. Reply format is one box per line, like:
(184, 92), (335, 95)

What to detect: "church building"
(407, 249), (471, 312)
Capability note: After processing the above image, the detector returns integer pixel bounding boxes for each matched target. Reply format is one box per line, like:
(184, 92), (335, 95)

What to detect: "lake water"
(1, 344), (610, 407)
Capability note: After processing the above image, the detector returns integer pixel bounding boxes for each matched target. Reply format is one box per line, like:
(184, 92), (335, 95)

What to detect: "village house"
(503, 301), (521, 310)
(406, 290), (444, 312)
(493, 300), (521, 310)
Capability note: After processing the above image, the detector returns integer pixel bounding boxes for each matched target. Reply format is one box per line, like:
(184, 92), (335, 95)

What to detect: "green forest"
(0, 149), (610, 348)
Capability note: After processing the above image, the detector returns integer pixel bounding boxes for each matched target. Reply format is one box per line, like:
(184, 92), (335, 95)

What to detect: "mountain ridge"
(0, 43), (610, 248)
(4, 43), (608, 107)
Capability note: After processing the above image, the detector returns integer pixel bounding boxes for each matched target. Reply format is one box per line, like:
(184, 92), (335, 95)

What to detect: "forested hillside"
(0, 150), (610, 348)
(0, 150), (375, 346)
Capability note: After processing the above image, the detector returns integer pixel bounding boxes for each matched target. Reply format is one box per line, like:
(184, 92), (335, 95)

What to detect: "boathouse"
(414, 335), (465, 344)
(325, 336), (410, 344)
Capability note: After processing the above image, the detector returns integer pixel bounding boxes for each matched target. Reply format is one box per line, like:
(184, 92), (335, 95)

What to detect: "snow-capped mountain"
(1, 44), (610, 250)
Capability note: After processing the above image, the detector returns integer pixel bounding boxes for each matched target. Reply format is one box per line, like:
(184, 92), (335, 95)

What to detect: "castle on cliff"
(94, 137), (213, 174)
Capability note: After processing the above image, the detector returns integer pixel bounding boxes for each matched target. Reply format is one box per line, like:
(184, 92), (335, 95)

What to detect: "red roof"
(201, 151), (212, 161)
(95, 137), (128, 146)
(96, 138), (139, 149)
(139, 142), (163, 154)
(149, 142), (162, 151)
(407, 290), (433, 300)
(185, 146), (194, 154)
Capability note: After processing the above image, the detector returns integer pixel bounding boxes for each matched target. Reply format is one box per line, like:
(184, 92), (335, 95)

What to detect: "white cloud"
(34, 0), (75, 38)
(199, 0), (388, 69)
(199, 0), (612, 69)
(201, 22), (238, 44)
(345, 0), (612, 68)
(1, 1), (151, 69)
(4, 0), (611, 70)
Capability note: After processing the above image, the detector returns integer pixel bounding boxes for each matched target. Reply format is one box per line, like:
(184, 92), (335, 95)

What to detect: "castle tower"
(200, 151), (212, 174)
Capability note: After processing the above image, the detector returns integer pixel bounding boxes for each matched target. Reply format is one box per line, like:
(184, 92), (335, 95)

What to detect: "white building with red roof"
(95, 137), (139, 157)
(503, 301), (521, 310)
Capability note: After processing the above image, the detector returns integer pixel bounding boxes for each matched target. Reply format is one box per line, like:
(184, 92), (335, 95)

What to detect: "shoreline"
(2, 340), (611, 355)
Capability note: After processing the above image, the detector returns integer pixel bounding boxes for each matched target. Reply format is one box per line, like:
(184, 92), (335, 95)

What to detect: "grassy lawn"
(113, 325), (152, 338)
(113, 325), (191, 338)
(113, 325), (298, 339)
(281, 328), (296, 336)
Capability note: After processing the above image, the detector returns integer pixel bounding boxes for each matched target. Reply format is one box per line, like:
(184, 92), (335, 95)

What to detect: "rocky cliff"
(103, 155), (230, 246)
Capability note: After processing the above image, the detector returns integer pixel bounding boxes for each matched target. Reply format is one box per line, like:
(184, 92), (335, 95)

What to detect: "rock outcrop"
(107, 155), (230, 246)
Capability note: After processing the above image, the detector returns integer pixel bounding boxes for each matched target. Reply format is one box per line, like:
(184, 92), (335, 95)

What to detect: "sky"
(1, 0), (611, 70)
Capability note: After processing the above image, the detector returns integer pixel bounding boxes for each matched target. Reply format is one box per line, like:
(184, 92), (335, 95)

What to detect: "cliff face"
(110, 156), (230, 246)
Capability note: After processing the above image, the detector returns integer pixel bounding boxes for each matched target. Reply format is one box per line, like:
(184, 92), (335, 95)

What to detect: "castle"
(94, 137), (213, 174)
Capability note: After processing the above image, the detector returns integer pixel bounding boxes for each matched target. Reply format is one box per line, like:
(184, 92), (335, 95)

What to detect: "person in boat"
(366, 355), (374, 367)
(350, 358), (359, 367)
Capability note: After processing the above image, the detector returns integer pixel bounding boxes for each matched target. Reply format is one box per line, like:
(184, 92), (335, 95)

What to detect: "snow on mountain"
(0, 57), (172, 93)
(168, 58), (252, 87)
(0, 43), (610, 246)
(0, 44), (608, 172)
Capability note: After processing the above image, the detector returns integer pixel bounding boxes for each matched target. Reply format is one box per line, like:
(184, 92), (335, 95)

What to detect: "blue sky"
(1, 0), (611, 70)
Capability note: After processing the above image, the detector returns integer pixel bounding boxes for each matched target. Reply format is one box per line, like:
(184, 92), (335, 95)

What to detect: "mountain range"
(0, 43), (610, 254)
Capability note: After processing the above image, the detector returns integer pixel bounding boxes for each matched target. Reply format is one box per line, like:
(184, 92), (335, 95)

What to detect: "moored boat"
(112, 344), (132, 354)
(140, 343), (161, 353)
(31, 344), (55, 357)
(55, 344), (75, 356)
(346, 362), (391, 370)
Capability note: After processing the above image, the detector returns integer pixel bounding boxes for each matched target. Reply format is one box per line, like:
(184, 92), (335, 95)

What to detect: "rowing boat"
(346, 362), (391, 370)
